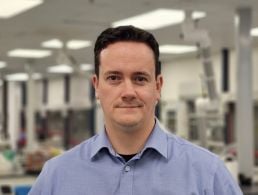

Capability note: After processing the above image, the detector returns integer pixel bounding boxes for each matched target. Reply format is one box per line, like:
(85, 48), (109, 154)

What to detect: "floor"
(242, 184), (258, 195)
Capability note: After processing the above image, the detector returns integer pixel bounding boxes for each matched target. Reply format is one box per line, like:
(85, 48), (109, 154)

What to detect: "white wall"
(48, 78), (65, 109)
(45, 75), (92, 110)
(70, 75), (91, 109)
(162, 56), (203, 101)
(162, 48), (258, 102)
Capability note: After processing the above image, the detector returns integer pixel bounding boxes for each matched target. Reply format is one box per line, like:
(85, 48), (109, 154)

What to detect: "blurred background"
(0, 0), (258, 194)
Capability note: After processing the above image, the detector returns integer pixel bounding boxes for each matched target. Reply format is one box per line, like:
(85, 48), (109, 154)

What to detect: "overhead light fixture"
(41, 39), (92, 50)
(0, 61), (7, 69)
(48, 64), (73, 74)
(8, 49), (52, 58)
(6, 72), (42, 81)
(80, 64), (94, 71)
(66, 40), (92, 50)
(6, 73), (28, 81)
(41, 39), (63, 49)
(159, 44), (197, 54)
(0, 0), (43, 19)
(251, 28), (258, 36)
(112, 9), (206, 30)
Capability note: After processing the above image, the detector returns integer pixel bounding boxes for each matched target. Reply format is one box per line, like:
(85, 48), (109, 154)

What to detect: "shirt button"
(125, 165), (131, 172)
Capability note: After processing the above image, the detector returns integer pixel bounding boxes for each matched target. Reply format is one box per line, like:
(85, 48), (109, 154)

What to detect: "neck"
(105, 119), (155, 155)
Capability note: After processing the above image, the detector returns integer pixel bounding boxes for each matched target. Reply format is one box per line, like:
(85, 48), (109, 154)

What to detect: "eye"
(134, 75), (148, 84)
(106, 74), (122, 84)
(107, 75), (118, 80)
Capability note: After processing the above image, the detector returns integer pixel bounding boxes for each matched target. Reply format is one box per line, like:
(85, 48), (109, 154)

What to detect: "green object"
(2, 149), (15, 161)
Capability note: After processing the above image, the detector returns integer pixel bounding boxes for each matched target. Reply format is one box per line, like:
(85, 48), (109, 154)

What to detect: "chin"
(115, 117), (142, 128)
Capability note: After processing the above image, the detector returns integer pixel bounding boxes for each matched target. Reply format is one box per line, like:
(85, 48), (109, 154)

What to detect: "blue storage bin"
(14, 185), (31, 195)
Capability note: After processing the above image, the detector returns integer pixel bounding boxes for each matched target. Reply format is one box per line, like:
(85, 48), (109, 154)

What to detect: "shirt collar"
(90, 127), (116, 159)
(90, 119), (168, 160)
(140, 119), (168, 159)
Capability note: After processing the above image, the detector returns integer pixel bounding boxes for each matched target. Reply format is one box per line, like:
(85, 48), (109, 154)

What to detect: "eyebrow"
(103, 71), (121, 77)
(103, 70), (152, 80)
(133, 71), (150, 76)
(133, 71), (152, 79)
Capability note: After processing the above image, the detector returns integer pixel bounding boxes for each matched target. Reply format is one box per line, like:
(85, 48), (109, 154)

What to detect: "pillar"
(235, 7), (254, 184)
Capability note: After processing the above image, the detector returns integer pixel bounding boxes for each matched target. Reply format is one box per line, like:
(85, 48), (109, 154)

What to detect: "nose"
(121, 79), (136, 101)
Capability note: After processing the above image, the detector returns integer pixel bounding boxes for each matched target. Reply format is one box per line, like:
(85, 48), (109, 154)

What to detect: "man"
(29, 26), (242, 194)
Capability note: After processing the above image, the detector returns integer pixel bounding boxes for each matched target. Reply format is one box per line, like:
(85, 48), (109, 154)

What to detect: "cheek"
(139, 90), (158, 104)
(98, 88), (117, 104)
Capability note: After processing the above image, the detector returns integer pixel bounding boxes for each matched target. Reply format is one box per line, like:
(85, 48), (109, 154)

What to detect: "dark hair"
(94, 25), (161, 78)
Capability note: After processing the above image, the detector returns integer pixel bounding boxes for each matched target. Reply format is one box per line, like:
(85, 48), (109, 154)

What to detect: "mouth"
(114, 100), (144, 109)
(115, 103), (143, 109)
(117, 105), (142, 108)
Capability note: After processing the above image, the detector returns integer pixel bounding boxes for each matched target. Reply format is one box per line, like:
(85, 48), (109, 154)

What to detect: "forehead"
(100, 41), (155, 68)
(100, 41), (154, 60)
(99, 42), (155, 75)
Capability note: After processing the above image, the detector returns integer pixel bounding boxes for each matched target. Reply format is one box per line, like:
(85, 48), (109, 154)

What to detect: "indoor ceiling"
(1, 0), (258, 78)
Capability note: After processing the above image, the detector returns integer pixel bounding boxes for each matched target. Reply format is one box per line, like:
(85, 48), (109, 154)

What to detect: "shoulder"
(165, 133), (240, 190)
(29, 135), (100, 194)
(156, 122), (220, 168)
(166, 132), (222, 174)
(164, 131), (242, 193)
(167, 132), (219, 159)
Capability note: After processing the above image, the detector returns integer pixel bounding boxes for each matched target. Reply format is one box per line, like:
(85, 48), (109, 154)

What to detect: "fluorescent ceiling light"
(0, 0), (43, 19)
(8, 49), (52, 58)
(66, 40), (91, 50)
(6, 73), (28, 81)
(112, 9), (206, 30)
(80, 64), (94, 71)
(192, 12), (206, 19)
(251, 28), (258, 36)
(6, 73), (42, 81)
(48, 64), (73, 74)
(0, 61), (7, 69)
(159, 44), (197, 54)
(41, 39), (63, 49)
(41, 39), (92, 50)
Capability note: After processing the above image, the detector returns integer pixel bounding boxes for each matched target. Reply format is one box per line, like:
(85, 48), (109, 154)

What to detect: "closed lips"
(115, 103), (143, 108)
(119, 105), (142, 108)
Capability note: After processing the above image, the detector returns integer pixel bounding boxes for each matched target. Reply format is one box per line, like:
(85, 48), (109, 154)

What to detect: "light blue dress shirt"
(29, 120), (243, 195)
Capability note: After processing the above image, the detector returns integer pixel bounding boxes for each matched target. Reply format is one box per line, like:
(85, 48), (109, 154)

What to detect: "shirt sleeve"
(212, 160), (243, 195)
(28, 162), (51, 195)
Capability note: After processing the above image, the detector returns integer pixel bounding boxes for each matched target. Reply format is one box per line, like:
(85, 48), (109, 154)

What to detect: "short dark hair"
(94, 25), (161, 78)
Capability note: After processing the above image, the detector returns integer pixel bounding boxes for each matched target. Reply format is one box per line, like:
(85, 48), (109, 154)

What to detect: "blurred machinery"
(180, 10), (239, 181)
(180, 10), (224, 150)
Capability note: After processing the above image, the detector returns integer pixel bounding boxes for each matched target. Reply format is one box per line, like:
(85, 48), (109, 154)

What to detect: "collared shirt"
(29, 120), (243, 195)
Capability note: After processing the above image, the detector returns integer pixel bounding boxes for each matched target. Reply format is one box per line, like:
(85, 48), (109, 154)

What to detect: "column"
(26, 64), (36, 150)
(2, 80), (8, 139)
(63, 74), (70, 149)
(8, 82), (20, 150)
(235, 7), (254, 184)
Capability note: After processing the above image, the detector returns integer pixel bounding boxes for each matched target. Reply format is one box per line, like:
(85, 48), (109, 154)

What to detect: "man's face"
(92, 41), (163, 131)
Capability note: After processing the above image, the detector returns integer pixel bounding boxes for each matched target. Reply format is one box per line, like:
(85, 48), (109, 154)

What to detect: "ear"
(91, 74), (99, 98)
(156, 75), (163, 101)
